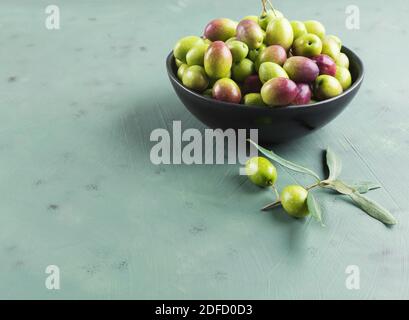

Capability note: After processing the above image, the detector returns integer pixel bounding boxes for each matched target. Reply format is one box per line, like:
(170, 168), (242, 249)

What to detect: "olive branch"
(248, 139), (397, 226)
(261, 0), (278, 17)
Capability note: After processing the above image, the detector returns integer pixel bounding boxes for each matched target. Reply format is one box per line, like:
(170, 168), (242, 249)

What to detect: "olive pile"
(173, 8), (352, 107)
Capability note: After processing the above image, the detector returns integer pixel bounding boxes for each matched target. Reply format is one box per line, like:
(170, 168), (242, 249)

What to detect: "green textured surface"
(1, 0), (409, 299)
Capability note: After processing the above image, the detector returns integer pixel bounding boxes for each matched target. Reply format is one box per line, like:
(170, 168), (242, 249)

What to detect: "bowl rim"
(166, 46), (364, 111)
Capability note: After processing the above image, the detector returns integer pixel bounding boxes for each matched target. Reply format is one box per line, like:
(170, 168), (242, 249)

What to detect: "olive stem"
(261, 200), (281, 211)
(261, 0), (267, 15)
(266, 0), (277, 17)
(306, 182), (321, 191)
(271, 185), (280, 201)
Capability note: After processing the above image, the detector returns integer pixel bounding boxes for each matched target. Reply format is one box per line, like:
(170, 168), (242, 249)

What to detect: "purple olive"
(242, 74), (263, 94)
(236, 19), (264, 49)
(204, 18), (237, 42)
(204, 41), (232, 79)
(257, 45), (287, 68)
(283, 56), (319, 83)
(261, 77), (298, 107)
(293, 83), (312, 105)
(212, 78), (242, 103)
(312, 54), (337, 76)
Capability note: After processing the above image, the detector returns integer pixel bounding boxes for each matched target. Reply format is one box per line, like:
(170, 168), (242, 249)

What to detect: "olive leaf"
(323, 180), (353, 195)
(349, 192), (397, 225)
(344, 181), (381, 194)
(326, 148), (342, 181)
(325, 180), (396, 225)
(307, 193), (325, 226)
(248, 139), (321, 181)
(326, 180), (380, 195)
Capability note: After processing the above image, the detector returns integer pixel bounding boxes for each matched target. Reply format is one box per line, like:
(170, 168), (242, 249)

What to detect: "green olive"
(335, 66), (352, 90)
(280, 185), (309, 218)
(334, 52), (349, 68)
(203, 88), (213, 97)
(290, 20), (307, 39)
(177, 64), (189, 81)
(175, 58), (184, 68)
(321, 37), (341, 60)
(245, 157), (277, 187)
(225, 37), (238, 44)
(244, 93), (266, 106)
(248, 49), (258, 62)
(258, 62), (288, 84)
(182, 65), (209, 92)
(232, 58), (255, 83)
(173, 36), (203, 63)
(258, 9), (285, 30)
(227, 40), (249, 63)
(326, 35), (342, 49)
(248, 44), (266, 62)
(186, 43), (209, 66)
(304, 20), (326, 39)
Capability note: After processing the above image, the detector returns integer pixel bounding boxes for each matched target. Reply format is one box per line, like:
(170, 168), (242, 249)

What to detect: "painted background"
(1, 0), (408, 299)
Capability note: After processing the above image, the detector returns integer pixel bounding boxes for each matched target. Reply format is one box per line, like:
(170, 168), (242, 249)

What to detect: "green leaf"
(326, 180), (354, 195)
(248, 140), (321, 181)
(326, 148), (342, 181)
(325, 180), (396, 225)
(307, 193), (325, 226)
(344, 181), (381, 194)
(328, 180), (381, 195)
(349, 192), (397, 225)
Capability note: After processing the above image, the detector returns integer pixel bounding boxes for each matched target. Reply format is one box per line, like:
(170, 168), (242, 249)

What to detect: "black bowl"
(166, 47), (364, 144)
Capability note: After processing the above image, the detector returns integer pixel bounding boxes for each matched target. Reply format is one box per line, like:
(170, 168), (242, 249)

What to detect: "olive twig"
(247, 139), (397, 225)
(306, 182), (321, 191)
(266, 0), (277, 17)
(271, 185), (280, 200)
(261, 200), (281, 211)
(261, 0), (267, 15)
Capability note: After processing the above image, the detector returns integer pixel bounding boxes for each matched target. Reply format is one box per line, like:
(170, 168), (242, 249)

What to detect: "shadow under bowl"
(166, 47), (364, 144)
